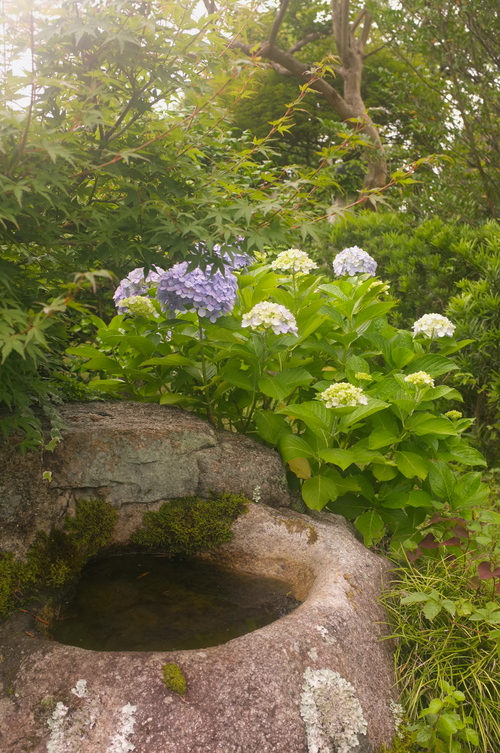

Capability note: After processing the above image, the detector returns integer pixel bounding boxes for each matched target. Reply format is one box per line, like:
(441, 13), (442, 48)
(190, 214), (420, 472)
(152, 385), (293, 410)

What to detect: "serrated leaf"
(318, 448), (356, 470)
(395, 451), (429, 480)
(301, 474), (338, 510)
(259, 367), (313, 400)
(423, 600), (442, 620)
(279, 433), (314, 461)
(254, 410), (288, 444)
(288, 457), (311, 479)
(355, 510), (386, 547)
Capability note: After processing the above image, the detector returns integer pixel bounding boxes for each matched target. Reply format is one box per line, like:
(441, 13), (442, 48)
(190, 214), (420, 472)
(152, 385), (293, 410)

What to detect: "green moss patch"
(131, 491), (248, 555)
(0, 498), (118, 620)
(162, 663), (187, 696)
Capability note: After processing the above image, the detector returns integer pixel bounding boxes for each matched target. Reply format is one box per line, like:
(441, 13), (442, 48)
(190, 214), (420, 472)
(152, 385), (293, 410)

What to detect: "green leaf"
(368, 428), (400, 449)
(423, 600), (442, 620)
(407, 354), (459, 377)
(259, 367), (313, 400)
(301, 474), (339, 510)
(276, 401), (332, 435)
(406, 414), (457, 437)
(86, 378), (124, 392)
(355, 510), (386, 546)
(339, 398), (390, 429)
(279, 433), (315, 461)
(254, 410), (288, 444)
(395, 451), (429, 480)
(447, 443), (487, 467)
(126, 335), (156, 358)
(142, 354), (194, 367)
(372, 463), (399, 481)
(427, 460), (456, 500)
(401, 592), (431, 604)
(221, 367), (256, 391)
(318, 448), (356, 470)
(66, 345), (106, 359)
(84, 356), (124, 374)
(159, 393), (191, 405)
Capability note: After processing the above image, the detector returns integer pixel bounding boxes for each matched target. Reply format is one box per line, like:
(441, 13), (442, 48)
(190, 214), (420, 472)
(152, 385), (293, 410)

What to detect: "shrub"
(72, 251), (487, 550)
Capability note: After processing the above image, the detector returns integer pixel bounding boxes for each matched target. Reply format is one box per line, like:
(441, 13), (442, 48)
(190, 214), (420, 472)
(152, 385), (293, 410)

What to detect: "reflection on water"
(49, 554), (299, 651)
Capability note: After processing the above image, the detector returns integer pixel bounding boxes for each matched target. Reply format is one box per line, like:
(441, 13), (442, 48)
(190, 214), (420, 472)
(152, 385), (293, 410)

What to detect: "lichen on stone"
(106, 702), (137, 753)
(162, 663), (187, 696)
(300, 667), (368, 753)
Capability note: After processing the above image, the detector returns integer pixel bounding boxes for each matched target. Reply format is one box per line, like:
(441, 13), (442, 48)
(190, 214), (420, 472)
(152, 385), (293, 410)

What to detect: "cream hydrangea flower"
(412, 313), (455, 338)
(354, 372), (372, 382)
(319, 382), (368, 408)
(445, 410), (463, 420)
(119, 295), (157, 318)
(271, 248), (317, 275)
(404, 371), (435, 388)
(241, 301), (298, 335)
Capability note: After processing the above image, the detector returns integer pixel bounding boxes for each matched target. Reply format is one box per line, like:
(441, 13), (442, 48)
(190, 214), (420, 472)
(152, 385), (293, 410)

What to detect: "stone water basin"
(0, 503), (396, 753)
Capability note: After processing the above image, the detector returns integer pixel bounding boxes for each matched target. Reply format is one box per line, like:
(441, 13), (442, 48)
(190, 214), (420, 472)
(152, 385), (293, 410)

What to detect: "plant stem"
(198, 318), (215, 426)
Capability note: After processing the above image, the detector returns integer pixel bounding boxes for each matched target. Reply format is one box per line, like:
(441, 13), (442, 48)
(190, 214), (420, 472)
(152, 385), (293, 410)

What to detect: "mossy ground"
(162, 663), (187, 696)
(131, 491), (248, 554)
(0, 498), (118, 619)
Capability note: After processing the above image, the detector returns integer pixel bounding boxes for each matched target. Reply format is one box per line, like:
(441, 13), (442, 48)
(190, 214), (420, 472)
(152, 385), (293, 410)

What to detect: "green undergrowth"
(0, 498), (118, 619)
(131, 491), (249, 554)
(162, 663), (187, 696)
(382, 553), (500, 752)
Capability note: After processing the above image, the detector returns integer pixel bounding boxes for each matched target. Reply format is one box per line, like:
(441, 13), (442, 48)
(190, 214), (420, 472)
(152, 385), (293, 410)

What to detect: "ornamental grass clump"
(156, 261), (237, 322)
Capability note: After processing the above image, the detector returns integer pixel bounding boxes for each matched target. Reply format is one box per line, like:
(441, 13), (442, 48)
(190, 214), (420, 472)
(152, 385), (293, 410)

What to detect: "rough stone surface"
(0, 504), (396, 753)
(0, 402), (291, 554)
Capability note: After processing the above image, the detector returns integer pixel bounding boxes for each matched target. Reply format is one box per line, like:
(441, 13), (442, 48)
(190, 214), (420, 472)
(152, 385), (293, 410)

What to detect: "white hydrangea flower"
(404, 371), (435, 388)
(119, 295), (157, 318)
(241, 302), (298, 335)
(300, 667), (368, 753)
(319, 383), (368, 408)
(445, 410), (463, 420)
(412, 313), (455, 338)
(271, 248), (317, 275)
(333, 246), (377, 277)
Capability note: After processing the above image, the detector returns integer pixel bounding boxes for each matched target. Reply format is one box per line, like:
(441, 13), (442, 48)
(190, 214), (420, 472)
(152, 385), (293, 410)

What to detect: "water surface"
(49, 554), (299, 651)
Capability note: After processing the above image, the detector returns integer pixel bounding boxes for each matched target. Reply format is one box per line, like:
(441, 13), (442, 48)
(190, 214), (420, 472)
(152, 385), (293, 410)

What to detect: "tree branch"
(350, 8), (366, 35)
(267, 0), (290, 49)
(363, 44), (386, 61)
(359, 11), (372, 53)
(231, 38), (351, 120)
(288, 31), (326, 54)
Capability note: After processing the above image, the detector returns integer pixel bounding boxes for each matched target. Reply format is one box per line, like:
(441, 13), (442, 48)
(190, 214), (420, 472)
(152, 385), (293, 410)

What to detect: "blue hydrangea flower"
(213, 243), (253, 270)
(333, 247), (377, 277)
(156, 262), (238, 322)
(113, 266), (165, 311)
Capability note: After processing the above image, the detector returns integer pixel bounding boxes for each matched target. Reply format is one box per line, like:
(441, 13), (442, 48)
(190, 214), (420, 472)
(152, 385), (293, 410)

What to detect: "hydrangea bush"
(69, 246), (487, 549)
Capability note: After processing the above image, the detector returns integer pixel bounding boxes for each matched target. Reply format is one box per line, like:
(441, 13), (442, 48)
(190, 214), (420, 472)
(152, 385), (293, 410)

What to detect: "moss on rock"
(131, 491), (248, 555)
(0, 498), (118, 619)
(162, 663), (187, 696)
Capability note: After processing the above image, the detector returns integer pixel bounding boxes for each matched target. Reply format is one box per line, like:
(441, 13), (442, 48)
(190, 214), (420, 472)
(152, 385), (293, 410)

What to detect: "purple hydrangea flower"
(156, 262), (238, 322)
(213, 243), (253, 270)
(113, 266), (165, 312)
